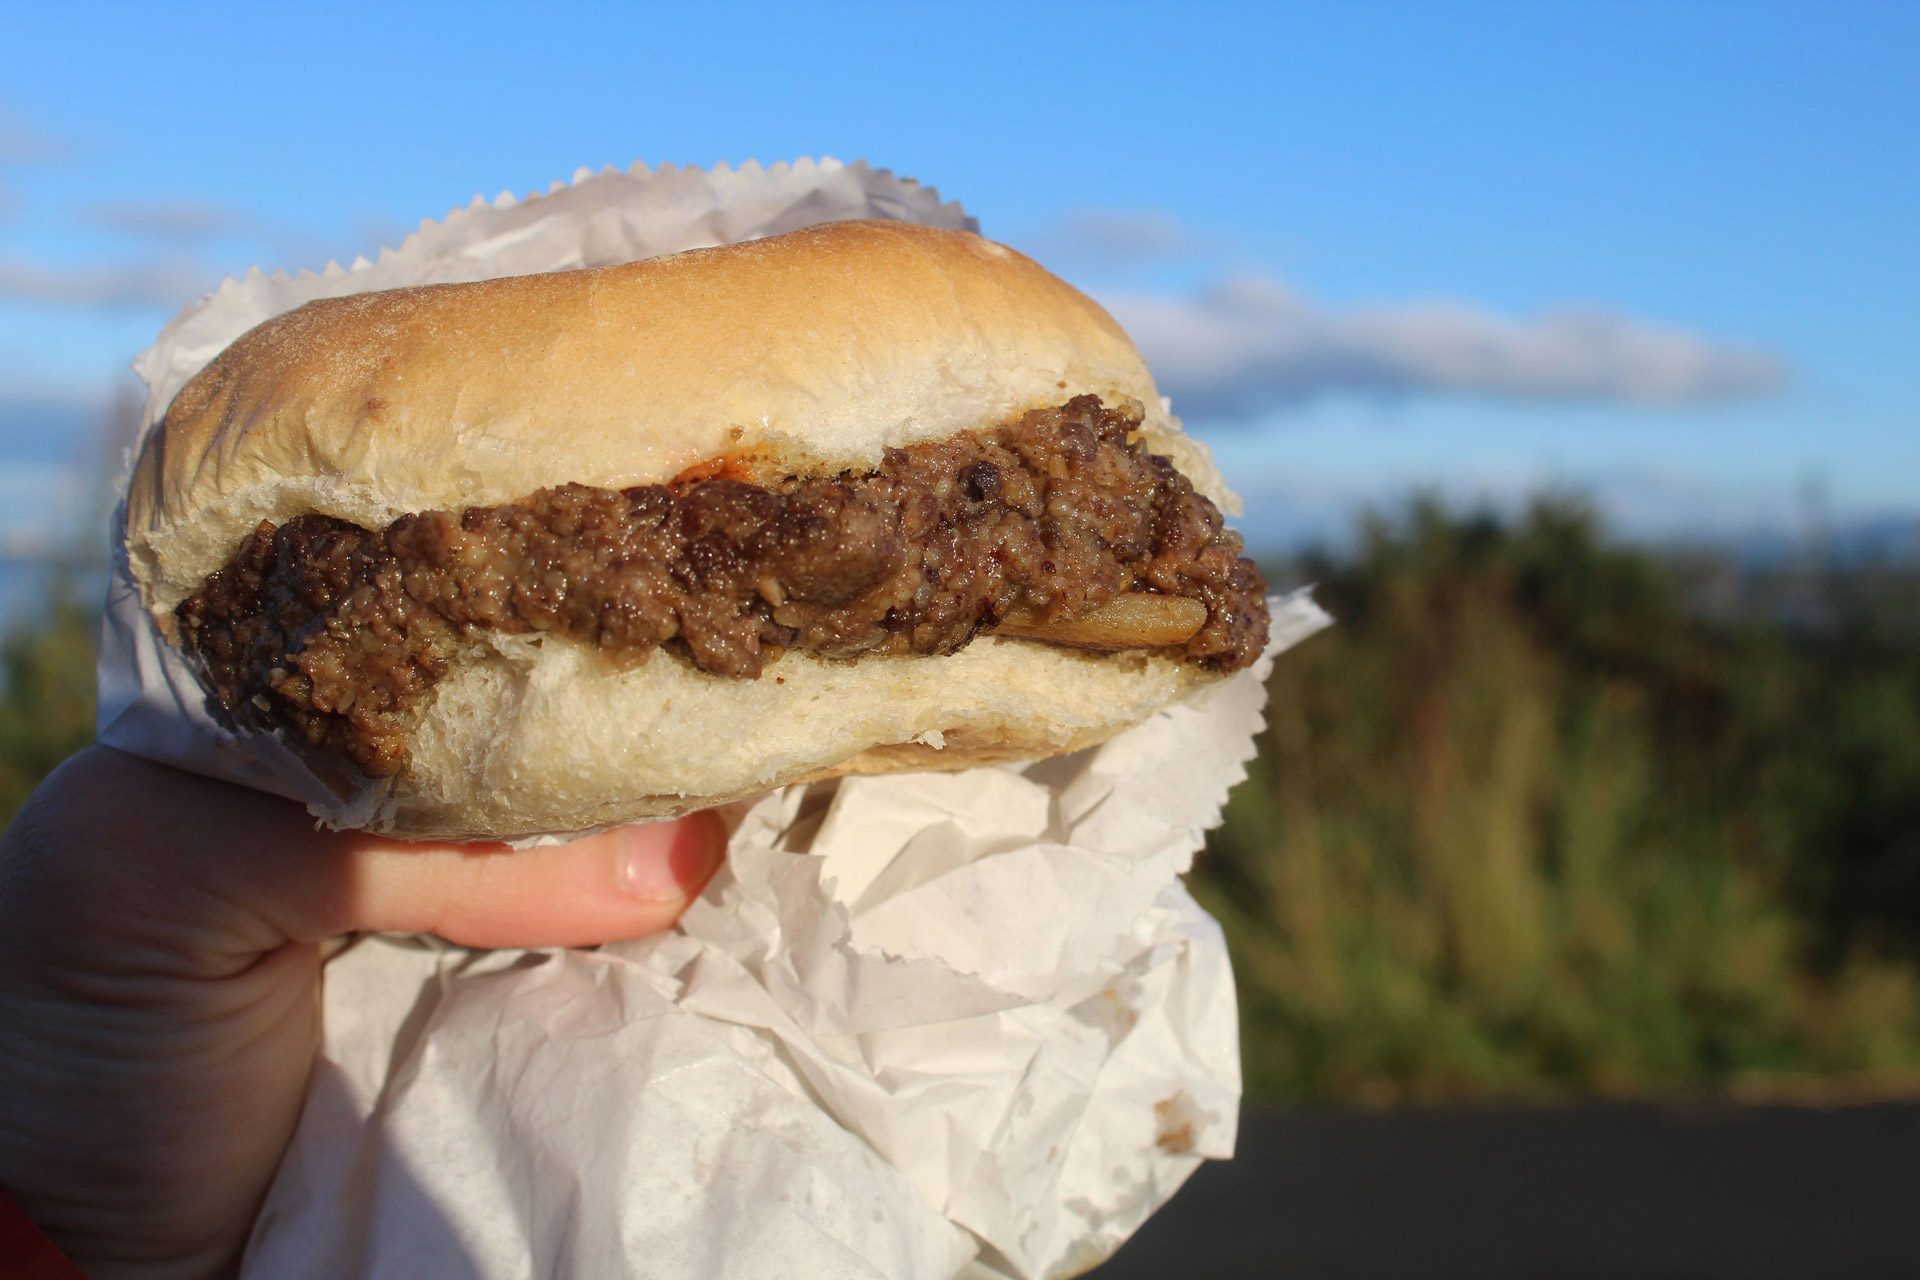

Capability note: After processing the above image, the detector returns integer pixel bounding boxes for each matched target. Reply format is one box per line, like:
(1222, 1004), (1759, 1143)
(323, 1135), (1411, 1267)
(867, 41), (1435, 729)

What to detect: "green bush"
(1198, 500), (1920, 1103)
(0, 589), (97, 825)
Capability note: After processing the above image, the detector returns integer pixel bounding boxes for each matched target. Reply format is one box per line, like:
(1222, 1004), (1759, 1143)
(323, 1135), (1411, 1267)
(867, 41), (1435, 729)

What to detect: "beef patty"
(177, 396), (1270, 778)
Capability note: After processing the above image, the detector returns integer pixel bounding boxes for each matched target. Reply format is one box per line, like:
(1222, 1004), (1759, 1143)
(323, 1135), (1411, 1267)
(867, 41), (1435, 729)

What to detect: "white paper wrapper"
(94, 159), (1333, 1278)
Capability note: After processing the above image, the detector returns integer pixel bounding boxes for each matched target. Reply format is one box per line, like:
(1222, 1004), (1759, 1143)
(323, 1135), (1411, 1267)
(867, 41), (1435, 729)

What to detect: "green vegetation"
(0, 589), (96, 822)
(1198, 501), (1920, 1104)
(5, 499), (1920, 1106)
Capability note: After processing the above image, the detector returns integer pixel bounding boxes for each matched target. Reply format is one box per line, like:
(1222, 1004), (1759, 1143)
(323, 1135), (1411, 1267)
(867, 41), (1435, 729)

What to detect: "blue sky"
(1, 0), (1916, 552)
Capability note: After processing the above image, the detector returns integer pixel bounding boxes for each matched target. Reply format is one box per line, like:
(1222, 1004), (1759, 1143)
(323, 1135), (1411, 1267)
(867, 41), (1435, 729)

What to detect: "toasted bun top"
(128, 220), (1222, 615)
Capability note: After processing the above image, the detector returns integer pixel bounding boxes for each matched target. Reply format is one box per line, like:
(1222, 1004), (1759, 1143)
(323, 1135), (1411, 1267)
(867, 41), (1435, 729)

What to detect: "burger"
(124, 219), (1270, 840)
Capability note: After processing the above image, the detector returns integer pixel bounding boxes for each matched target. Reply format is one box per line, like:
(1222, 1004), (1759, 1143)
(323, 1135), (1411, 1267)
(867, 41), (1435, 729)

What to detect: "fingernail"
(614, 817), (725, 904)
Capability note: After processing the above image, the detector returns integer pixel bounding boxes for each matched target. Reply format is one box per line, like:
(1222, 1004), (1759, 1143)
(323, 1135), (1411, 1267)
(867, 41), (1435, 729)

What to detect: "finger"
(4, 747), (728, 970)
(337, 817), (728, 949)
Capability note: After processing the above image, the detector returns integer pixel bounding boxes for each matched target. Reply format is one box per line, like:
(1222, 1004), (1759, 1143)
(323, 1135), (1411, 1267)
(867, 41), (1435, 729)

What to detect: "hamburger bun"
(124, 220), (1252, 840)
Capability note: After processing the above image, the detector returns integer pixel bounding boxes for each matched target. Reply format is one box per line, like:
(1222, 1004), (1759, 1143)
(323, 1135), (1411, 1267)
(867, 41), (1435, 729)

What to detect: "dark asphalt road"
(1091, 1100), (1920, 1279)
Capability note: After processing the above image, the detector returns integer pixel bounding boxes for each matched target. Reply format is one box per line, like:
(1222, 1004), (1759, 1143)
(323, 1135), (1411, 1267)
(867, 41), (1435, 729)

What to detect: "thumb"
(4, 747), (729, 972)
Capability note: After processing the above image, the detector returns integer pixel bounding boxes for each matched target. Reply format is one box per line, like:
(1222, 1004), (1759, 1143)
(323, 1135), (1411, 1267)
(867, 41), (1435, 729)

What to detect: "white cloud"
(0, 106), (73, 165)
(1105, 275), (1788, 420)
(1025, 209), (1201, 267)
(82, 199), (250, 243)
(0, 104), (72, 223)
(1224, 463), (1905, 557)
(0, 256), (210, 308)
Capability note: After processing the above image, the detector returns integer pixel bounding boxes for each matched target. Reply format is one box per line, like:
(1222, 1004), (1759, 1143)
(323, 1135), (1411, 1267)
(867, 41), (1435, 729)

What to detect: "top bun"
(123, 221), (1249, 839)
(128, 220), (1225, 615)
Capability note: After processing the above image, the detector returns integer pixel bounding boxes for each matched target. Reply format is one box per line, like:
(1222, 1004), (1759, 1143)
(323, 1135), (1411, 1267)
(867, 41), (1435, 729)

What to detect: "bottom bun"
(323, 634), (1221, 840)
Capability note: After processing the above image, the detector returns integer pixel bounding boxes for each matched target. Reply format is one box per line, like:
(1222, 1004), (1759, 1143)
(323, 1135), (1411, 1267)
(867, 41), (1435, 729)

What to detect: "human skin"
(0, 746), (728, 1279)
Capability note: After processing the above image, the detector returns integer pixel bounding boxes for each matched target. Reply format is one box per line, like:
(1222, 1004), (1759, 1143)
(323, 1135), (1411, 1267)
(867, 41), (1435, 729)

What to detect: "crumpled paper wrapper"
(243, 598), (1325, 1280)
(93, 159), (1332, 1278)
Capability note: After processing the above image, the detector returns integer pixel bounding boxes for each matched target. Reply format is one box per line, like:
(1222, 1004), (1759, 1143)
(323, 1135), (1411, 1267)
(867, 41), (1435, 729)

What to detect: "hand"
(0, 745), (727, 1279)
